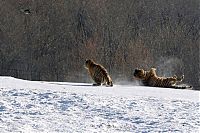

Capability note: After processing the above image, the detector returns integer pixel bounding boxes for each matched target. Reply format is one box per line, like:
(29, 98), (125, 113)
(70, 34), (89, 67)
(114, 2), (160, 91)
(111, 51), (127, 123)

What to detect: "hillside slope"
(0, 77), (199, 132)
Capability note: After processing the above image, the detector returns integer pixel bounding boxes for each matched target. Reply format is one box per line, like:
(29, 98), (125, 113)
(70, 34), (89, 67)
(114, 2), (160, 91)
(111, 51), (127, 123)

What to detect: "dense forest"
(0, 0), (199, 89)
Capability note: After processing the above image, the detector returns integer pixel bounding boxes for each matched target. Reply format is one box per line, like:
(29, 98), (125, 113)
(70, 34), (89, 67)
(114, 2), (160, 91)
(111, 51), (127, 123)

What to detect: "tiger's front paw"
(93, 83), (101, 86)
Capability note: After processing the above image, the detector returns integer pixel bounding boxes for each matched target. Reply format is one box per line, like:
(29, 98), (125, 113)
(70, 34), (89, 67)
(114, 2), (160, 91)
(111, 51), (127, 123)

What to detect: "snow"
(0, 76), (199, 133)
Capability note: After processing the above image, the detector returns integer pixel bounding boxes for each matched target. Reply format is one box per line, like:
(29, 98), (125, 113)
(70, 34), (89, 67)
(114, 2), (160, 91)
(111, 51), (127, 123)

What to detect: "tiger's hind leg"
(102, 81), (113, 87)
(106, 80), (113, 87)
(176, 75), (184, 82)
(170, 75), (184, 84)
(169, 75), (184, 88)
(105, 76), (113, 87)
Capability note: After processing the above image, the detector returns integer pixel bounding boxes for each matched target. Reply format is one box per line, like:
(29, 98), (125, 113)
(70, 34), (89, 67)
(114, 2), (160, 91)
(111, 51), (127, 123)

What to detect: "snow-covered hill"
(0, 76), (199, 133)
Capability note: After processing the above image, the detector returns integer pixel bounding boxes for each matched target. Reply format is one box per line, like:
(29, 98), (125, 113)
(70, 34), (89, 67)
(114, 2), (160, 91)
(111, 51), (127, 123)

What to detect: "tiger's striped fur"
(134, 68), (192, 89)
(85, 59), (113, 87)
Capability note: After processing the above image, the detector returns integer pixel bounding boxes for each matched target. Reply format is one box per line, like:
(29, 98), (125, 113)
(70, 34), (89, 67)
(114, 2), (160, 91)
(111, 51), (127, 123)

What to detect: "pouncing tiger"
(133, 68), (192, 89)
(85, 59), (113, 87)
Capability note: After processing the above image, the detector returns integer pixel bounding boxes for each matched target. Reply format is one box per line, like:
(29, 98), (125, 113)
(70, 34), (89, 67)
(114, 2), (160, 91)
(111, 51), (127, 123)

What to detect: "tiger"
(133, 68), (192, 89)
(85, 59), (113, 87)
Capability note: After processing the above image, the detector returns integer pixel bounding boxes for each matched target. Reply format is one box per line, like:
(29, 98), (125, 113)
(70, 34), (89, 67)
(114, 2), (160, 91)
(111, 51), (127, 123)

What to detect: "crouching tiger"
(133, 68), (192, 89)
(85, 59), (113, 87)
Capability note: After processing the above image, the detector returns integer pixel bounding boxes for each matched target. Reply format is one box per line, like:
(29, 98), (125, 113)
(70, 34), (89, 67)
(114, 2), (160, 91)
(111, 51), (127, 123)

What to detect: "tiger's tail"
(172, 85), (193, 89)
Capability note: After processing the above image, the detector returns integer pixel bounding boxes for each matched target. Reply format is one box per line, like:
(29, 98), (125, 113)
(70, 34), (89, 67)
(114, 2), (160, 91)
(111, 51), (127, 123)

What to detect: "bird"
(20, 9), (31, 14)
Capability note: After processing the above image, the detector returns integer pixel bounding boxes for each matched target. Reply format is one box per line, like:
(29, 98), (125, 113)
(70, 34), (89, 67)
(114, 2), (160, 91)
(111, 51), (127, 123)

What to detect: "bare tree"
(0, 0), (199, 89)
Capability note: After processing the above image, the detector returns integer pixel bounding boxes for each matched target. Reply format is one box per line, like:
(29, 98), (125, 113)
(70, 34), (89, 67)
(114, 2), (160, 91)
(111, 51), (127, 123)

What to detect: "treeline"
(0, 0), (199, 89)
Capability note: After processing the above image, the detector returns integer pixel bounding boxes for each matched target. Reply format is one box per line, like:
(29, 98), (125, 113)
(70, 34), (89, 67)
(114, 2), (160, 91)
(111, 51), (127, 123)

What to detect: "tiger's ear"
(149, 68), (157, 76)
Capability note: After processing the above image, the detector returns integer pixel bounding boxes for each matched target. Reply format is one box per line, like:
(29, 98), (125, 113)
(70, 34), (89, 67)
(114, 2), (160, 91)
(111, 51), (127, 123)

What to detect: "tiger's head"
(134, 68), (146, 80)
(85, 59), (95, 69)
(134, 68), (157, 80)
